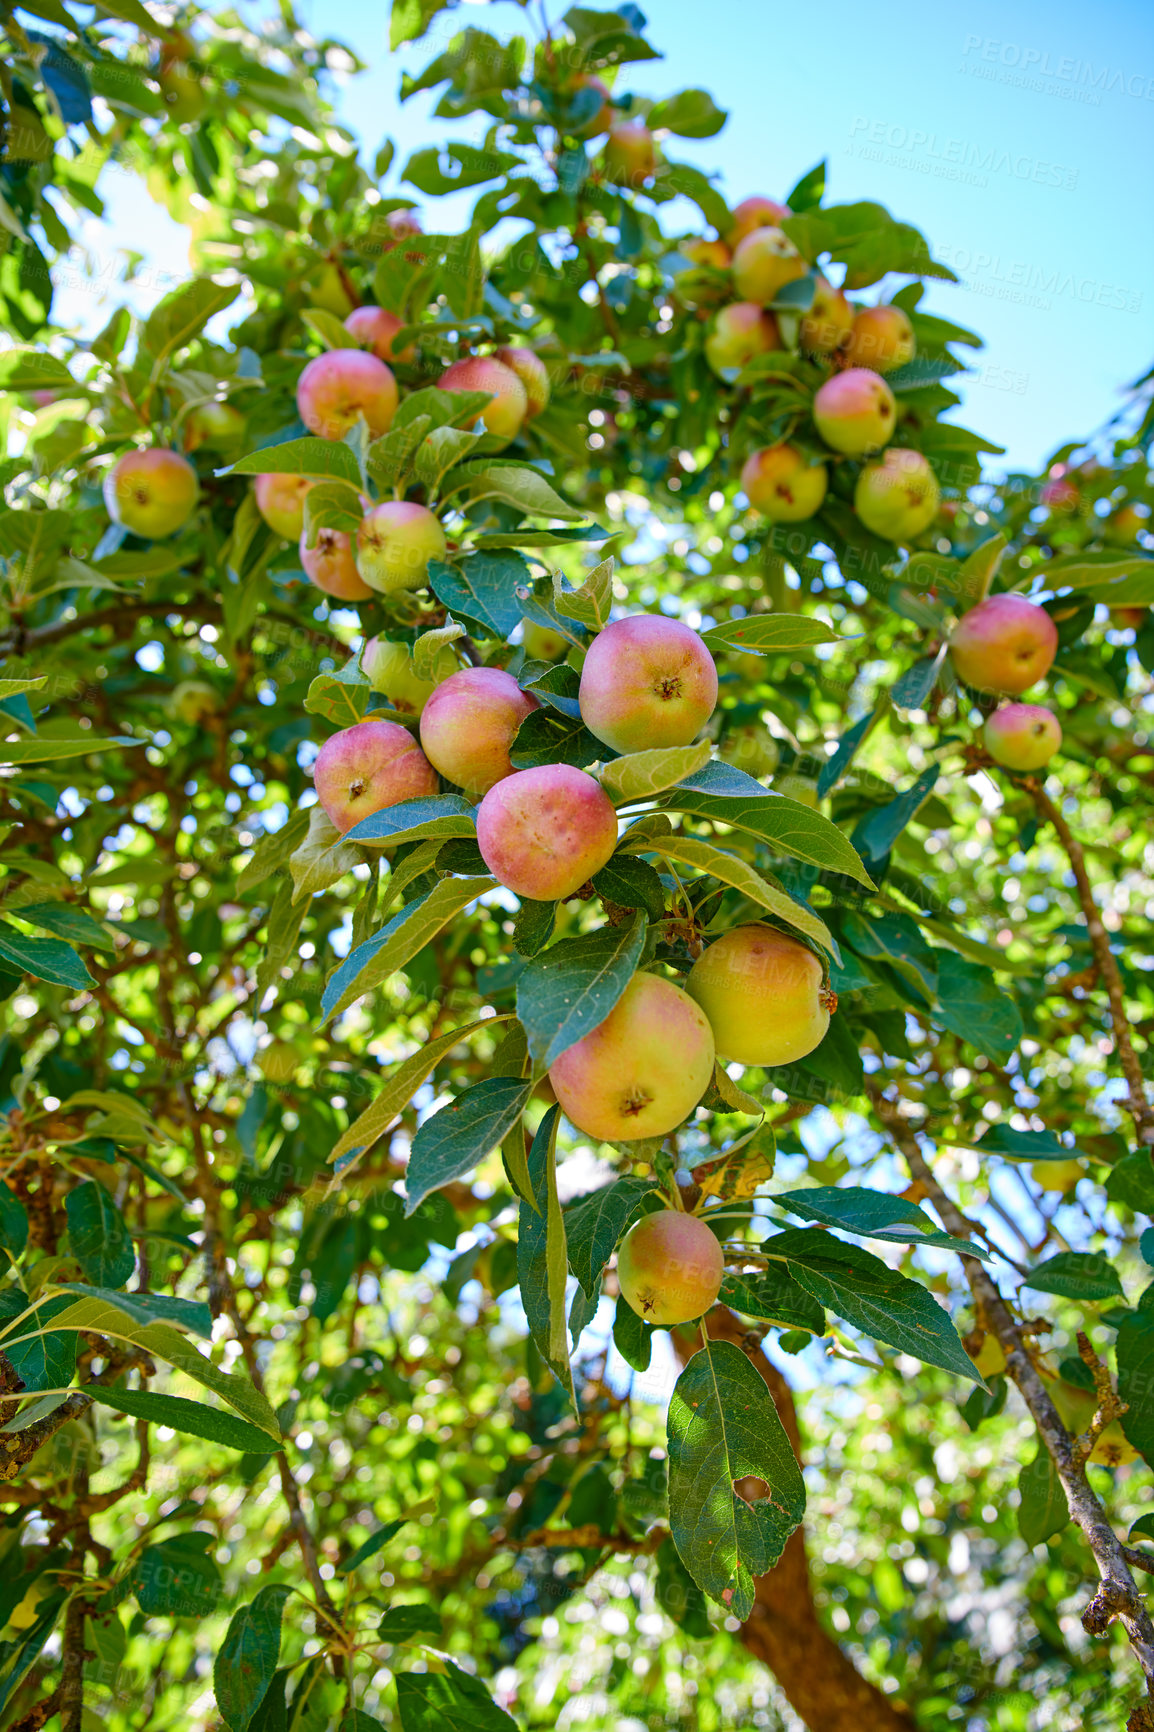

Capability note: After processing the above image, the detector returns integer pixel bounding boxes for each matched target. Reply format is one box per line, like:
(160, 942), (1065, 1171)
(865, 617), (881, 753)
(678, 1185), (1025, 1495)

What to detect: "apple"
(170, 680), (223, 725)
(844, 305), (916, 374)
(439, 356), (528, 446)
(741, 444), (828, 523)
(304, 263), (356, 319)
(300, 527), (375, 602)
(418, 667), (540, 796)
(854, 448), (940, 540)
(103, 448), (198, 539)
(948, 594), (1059, 695)
(344, 305), (415, 365)
(616, 1207), (724, 1324)
(799, 276), (854, 354)
(727, 196), (791, 247)
(1111, 606), (1149, 630)
(1030, 1159), (1084, 1194)
(522, 620), (569, 662)
(705, 303), (779, 376)
(548, 974), (715, 1146)
(494, 346), (550, 419)
(475, 765), (618, 901)
(1105, 503), (1150, 546)
(983, 703), (1062, 770)
(972, 1334), (1007, 1379)
(567, 72), (614, 136)
(381, 208), (422, 248)
(157, 51), (205, 125)
(259, 1041), (299, 1084)
(361, 637), (441, 715)
(255, 473), (317, 540)
(1040, 475), (1079, 513)
(719, 725), (780, 779)
(603, 120), (656, 185)
(731, 227), (806, 306)
(579, 614), (718, 754)
(1049, 1376), (1139, 1466)
(183, 401), (245, 453)
(686, 923), (831, 1066)
(771, 773), (818, 807)
(355, 501), (446, 594)
(682, 237), (731, 270)
(296, 349), (398, 441)
(313, 719), (439, 834)
(813, 368), (897, 457)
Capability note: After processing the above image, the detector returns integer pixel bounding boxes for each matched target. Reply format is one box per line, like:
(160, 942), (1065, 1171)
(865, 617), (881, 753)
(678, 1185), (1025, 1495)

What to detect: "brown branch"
(59, 1591), (89, 1732)
(1073, 1330), (1128, 1467)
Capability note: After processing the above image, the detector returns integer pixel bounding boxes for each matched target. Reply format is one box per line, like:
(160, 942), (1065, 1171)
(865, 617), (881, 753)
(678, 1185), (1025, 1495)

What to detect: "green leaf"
(772, 1186), (989, 1258)
(427, 551), (528, 639)
(600, 741), (712, 804)
(376, 1602), (442, 1643)
(0, 732), (139, 766)
(646, 88), (727, 138)
(395, 1660), (519, 1732)
(132, 1534), (221, 1618)
(552, 556), (614, 631)
(933, 952), (1023, 1064)
(565, 1176), (657, 1298)
(720, 1268), (826, 1336)
(592, 854), (666, 920)
(406, 1077), (532, 1216)
(1, 1294), (76, 1392)
(517, 1104), (574, 1401)
(142, 278), (240, 365)
(0, 1591), (67, 1716)
(230, 438), (362, 486)
(765, 1228), (982, 1381)
(624, 831), (836, 958)
(65, 1181), (134, 1287)
(0, 1182), (28, 1258)
(454, 461), (585, 522)
(337, 1519), (408, 1575)
(1018, 1445), (1067, 1547)
(851, 766), (940, 867)
(301, 307), (358, 350)
(288, 807), (361, 903)
(13, 902), (114, 950)
(509, 707), (606, 770)
(303, 672), (370, 730)
(613, 1294), (653, 1372)
(1119, 1304), (1154, 1464)
(214, 1584), (291, 1732)
(700, 614), (843, 655)
(0, 353), (75, 393)
(516, 910), (646, 1070)
(785, 159), (826, 213)
(322, 875), (496, 1022)
(512, 897), (555, 959)
(237, 811), (312, 895)
(1106, 1151), (1154, 1214)
(667, 1337), (805, 1619)
(93, 1388), (281, 1454)
(1022, 1252), (1123, 1303)
(344, 794), (477, 848)
(55, 1285), (211, 1337)
(0, 926), (94, 989)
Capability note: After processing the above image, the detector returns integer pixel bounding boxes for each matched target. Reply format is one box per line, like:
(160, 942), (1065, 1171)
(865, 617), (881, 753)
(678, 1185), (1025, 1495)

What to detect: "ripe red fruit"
(440, 356), (528, 446)
(844, 305), (916, 374)
(948, 594), (1059, 696)
(705, 303), (779, 375)
(314, 720), (439, 835)
(616, 1208), (724, 1326)
(475, 765), (618, 901)
(344, 305), (415, 365)
(741, 445), (828, 524)
(813, 368), (896, 456)
(727, 196), (791, 248)
(578, 614), (718, 754)
(686, 924), (830, 1066)
(983, 704), (1062, 771)
(299, 527), (374, 601)
(493, 346), (550, 419)
(296, 349), (398, 441)
(418, 667), (539, 796)
(603, 120), (656, 185)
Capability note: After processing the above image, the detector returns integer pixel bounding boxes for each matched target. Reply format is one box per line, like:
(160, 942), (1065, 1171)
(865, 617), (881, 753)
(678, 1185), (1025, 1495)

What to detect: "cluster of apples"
(948, 592), (1063, 770)
(683, 195), (940, 546)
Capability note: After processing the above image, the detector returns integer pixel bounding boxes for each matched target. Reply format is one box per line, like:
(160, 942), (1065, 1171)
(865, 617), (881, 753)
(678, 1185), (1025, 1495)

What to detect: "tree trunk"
(681, 1310), (915, 1732)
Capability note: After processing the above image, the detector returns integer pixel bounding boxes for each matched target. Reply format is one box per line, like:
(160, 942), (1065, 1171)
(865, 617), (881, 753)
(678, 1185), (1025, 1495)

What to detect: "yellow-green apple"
(494, 346), (550, 419)
(1048, 1374), (1139, 1466)
(731, 227), (806, 305)
(475, 764), (618, 900)
(296, 349), (398, 440)
(616, 1206), (724, 1324)
(170, 680), (223, 725)
(603, 119), (656, 185)
(355, 501), (446, 594)
(727, 196), (790, 247)
(771, 773), (819, 807)
(568, 72), (614, 136)
(854, 448), (940, 540)
(103, 448), (199, 538)
(1105, 502), (1150, 545)
(314, 719), (439, 834)
(522, 620), (569, 661)
(682, 237), (731, 270)
(300, 527), (374, 601)
(687, 923), (831, 1066)
(361, 637), (440, 715)
(813, 368), (897, 456)
(304, 263), (356, 318)
(705, 303), (779, 375)
(741, 444), (828, 523)
(579, 614), (718, 753)
(844, 304), (916, 373)
(799, 276), (854, 354)
(344, 305), (415, 365)
(183, 401), (245, 453)
(948, 594), (1058, 694)
(719, 725), (780, 779)
(972, 1334), (1007, 1379)
(549, 974), (715, 1146)
(255, 473), (317, 540)
(157, 48), (205, 125)
(440, 356), (528, 446)
(419, 667), (540, 796)
(1030, 1158), (1084, 1194)
(983, 703), (1062, 770)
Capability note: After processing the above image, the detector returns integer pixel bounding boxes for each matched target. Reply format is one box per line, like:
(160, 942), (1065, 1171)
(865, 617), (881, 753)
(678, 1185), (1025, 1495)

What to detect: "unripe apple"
(440, 356), (528, 446)
(603, 120), (656, 185)
(296, 349), (398, 441)
(616, 1207), (724, 1325)
(771, 773), (819, 807)
(741, 444), (828, 524)
(1048, 1378), (1139, 1466)
(157, 59), (205, 125)
(344, 305), (415, 365)
(183, 400), (245, 453)
(549, 974), (716, 1146)
(170, 680), (223, 725)
(727, 196), (791, 247)
(983, 703), (1062, 771)
(254, 473), (317, 541)
(1040, 475), (1079, 512)
(799, 276), (854, 354)
(686, 923), (830, 1067)
(813, 368), (897, 457)
(719, 725), (780, 779)
(1029, 1158), (1084, 1194)
(844, 305), (916, 374)
(731, 227), (805, 306)
(522, 620), (569, 662)
(300, 527), (374, 602)
(1105, 502), (1150, 546)
(103, 448), (198, 539)
(361, 637), (439, 715)
(567, 72), (614, 136)
(705, 304), (779, 375)
(314, 719), (439, 834)
(475, 765), (618, 901)
(355, 502), (446, 595)
(579, 614), (718, 754)
(948, 594), (1058, 695)
(682, 237), (731, 270)
(854, 448), (940, 540)
(305, 263), (357, 318)
(494, 346), (550, 419)
(419, 667), (540, 796)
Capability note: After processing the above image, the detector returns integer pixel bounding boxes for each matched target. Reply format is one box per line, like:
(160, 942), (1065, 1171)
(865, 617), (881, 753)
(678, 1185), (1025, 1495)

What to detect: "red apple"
(616, 1206), (724, 1324)
(296, 349), (398, 441)
(475, 765), (618, 901)
(705, 303), (779, 375)
(439, 356), (528, 446)
(844, 305), (916, 374)
(948, 594), (1059, 695)
(493, 346), (550, 419)
(578, 614), (718, 754)
(727, 196), (791, 247)
(686, 924), (830, 1066)
(355, 502), (446, 595)
(418, 667), (539, 796)
(314, 719), (439, 834)
(344, 305), (415, 365)
(813, 368), (897, 457)
(983, 703), (1062, 771)
(300, 527), (374, 601)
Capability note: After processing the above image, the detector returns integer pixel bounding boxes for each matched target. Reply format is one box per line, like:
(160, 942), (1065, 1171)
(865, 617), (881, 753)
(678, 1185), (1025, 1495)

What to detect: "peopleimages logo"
(846, 119), (1078, 190)
(960, 35), (1154, 102)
